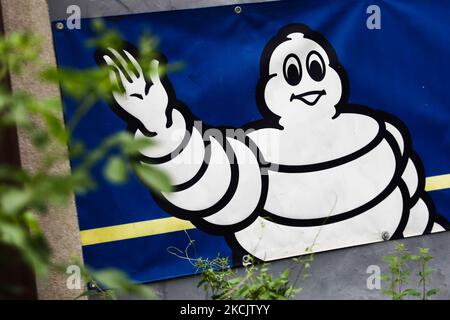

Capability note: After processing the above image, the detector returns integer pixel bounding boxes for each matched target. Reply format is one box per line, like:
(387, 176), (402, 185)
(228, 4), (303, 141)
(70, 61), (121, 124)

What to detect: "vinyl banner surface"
(52, 0), (450, 283)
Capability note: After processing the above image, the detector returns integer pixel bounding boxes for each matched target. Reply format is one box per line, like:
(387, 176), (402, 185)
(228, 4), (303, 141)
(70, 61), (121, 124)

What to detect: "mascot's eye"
(306, 51), (326, 82)
(283, 54), (302, 86)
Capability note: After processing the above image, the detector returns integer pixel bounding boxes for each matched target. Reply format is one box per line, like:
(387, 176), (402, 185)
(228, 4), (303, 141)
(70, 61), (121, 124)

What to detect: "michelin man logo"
(98, 24), (449, 261)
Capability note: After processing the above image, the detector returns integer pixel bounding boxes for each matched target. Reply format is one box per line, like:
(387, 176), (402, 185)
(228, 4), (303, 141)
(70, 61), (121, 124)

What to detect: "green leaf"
(23, 211), (42, 236)
(380, 275), (390, 282)
(426, 288), (439, 297)
(402, 289), (420, 297)
(423, 269), (434, 276)
(0, 165), (29, 182)
(383, 289), (396, 296)
(42, 112), (68, 144)
(0, 188), (32, 214)
(0, 222), (27, 247)
(133, 163), (172, 192)
(90, 269), (157, 300)
(121, 137), (153, 155)
(104, 156), (128, 184)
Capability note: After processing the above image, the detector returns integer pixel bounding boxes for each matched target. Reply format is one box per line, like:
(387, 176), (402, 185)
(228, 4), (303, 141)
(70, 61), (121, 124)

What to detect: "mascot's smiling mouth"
(290, 90), (326, 106)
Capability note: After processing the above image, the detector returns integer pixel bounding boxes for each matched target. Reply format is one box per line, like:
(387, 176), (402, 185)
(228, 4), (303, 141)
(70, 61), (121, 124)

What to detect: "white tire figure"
(101, 24), (448, 261)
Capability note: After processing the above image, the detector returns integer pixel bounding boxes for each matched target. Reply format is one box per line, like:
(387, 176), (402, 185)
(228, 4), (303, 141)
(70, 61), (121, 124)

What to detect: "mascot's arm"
(104, 48), (263, 231)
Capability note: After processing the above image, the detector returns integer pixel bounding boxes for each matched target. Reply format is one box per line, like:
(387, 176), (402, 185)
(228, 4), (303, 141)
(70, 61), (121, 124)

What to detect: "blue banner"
(53, 0), (450, 283)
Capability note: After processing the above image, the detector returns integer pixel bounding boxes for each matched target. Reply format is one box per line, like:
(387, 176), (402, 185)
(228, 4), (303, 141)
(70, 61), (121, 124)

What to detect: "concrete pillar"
(0, 0), (84, 299)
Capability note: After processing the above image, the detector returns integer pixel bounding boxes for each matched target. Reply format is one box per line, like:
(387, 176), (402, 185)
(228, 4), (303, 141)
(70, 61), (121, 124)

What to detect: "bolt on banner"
(52, 0), (450, 283)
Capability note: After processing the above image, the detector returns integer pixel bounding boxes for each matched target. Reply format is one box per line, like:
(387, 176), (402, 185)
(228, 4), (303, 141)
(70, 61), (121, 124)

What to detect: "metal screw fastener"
(56, 22), (64, 30)
(381, 231), (390, 241)
(234, 6), (242, 14)
(242, 254), (253, 267)
(87, 281), (97, 290)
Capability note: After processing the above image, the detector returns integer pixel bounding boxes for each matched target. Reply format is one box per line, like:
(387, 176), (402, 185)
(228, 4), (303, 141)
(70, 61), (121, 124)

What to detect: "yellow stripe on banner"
(80, 217), (195, 246)
(425, 174), (450, 192)
(80, 173), (450, 246)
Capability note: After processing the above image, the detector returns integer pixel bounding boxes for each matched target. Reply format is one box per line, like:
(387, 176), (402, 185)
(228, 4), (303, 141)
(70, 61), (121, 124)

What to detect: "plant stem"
(421, 261), (426, 300)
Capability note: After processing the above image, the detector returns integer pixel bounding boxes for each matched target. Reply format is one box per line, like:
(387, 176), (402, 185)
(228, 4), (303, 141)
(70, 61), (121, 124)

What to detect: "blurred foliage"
(0, 20), (172, 299)
(195, 256), (310, 300)
(382, 243), (440, 300)
(73, 263), (156, 300)
(168, 231), (314, 300)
